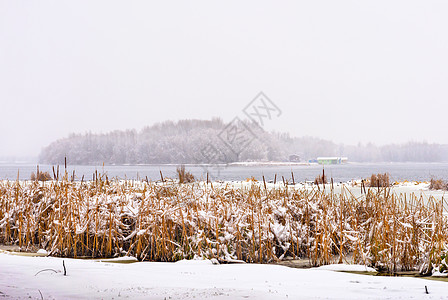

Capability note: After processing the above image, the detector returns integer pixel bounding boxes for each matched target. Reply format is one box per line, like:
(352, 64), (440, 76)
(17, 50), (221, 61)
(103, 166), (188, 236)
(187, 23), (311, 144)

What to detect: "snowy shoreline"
(1, 252), (447, 299)
(1, 179), (448, 299)
(1, 178), (447, 299)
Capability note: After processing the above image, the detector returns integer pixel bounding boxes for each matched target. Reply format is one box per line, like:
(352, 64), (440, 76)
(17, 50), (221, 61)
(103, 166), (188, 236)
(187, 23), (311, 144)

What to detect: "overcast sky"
(1, 0), (448, 157)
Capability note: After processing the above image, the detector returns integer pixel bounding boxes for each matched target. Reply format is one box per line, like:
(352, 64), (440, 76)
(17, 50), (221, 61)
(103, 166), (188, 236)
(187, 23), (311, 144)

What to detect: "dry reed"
(0, 176), (446, 273)
(429, 178), (447, 191)
(30, 171), (52, 182)
(314, 169), (327, 185)
(176, 165), (195, 184)
(369, 173), (390, 187)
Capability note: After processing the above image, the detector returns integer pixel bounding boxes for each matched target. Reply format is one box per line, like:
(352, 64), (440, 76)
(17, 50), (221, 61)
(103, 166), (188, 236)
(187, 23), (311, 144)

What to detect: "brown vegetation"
(369, 173), (390, 187)
(0, 176), (446, 273)
(30, 171), (52, 181)
(314, 170), (327, 185)
(429, 178), (447, 191)
(176, 165), (195, 184)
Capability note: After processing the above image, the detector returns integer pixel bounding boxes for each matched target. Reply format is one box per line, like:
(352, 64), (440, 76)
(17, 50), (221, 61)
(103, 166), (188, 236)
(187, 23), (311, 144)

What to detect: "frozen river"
(1, 162), (447, 182)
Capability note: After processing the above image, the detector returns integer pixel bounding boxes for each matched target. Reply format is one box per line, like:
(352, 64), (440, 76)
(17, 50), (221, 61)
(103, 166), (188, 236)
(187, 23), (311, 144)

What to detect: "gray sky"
(1, 0), (448, 157)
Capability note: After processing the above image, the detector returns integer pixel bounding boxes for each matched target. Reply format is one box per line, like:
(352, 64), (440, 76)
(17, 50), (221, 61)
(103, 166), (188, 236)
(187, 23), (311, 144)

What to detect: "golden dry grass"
(176, 165), (195, 184)
(30, 171), (52, 181)
(369, 173), (390, 188)
(429, 178), (447, 191)
(0, 176), (446, 273)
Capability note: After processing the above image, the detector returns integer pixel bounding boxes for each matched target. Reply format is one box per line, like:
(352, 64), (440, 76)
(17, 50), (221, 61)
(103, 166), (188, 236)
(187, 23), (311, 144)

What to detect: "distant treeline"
(39, 119), (448, 164)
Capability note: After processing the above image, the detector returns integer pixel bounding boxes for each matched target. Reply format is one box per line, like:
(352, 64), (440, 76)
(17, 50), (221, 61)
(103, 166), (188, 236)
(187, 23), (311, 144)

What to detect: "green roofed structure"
(316, 157), (348, 165)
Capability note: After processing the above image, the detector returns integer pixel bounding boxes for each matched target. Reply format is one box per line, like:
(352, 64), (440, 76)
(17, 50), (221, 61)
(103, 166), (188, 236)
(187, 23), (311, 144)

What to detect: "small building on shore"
(288, 154), (301, 162)
(316, 157), (348, 165)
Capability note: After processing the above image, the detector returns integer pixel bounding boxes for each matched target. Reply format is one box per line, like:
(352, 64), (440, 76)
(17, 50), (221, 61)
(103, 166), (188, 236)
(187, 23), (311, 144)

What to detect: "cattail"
(0, 174), (446, 272)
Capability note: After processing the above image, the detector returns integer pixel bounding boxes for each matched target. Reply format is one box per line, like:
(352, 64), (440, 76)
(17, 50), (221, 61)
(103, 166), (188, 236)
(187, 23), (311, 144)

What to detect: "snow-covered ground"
(216, 180), (447, 206)
(1, 253), (447, 299)
(1, 180), (447, 299)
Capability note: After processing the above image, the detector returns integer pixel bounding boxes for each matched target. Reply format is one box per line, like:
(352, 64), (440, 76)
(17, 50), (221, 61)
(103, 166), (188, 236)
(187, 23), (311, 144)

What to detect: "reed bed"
(0, 176), (446, 274)
(369, 173), (390, 187)
(429, 178), (448, 191)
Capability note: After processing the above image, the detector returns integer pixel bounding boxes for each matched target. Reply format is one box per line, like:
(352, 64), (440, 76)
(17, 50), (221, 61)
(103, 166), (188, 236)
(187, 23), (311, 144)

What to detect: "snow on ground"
(314, 264), (377, 273)
(216, 180), (447, 208)
(1, 253), (447, 299)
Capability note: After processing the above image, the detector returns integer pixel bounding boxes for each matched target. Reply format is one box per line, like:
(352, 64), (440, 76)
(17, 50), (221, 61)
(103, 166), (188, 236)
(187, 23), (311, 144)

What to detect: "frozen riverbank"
(1, 253), (447, 299)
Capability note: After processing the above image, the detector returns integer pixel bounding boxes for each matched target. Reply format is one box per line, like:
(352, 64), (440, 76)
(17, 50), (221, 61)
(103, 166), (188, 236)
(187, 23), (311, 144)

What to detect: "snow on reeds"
(0, 176), (446, 273)
(429, 178), (448, 191)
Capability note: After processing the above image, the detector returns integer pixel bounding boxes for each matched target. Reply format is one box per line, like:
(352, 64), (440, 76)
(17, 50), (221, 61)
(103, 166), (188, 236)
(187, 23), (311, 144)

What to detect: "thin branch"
(34, 269), (58, 276)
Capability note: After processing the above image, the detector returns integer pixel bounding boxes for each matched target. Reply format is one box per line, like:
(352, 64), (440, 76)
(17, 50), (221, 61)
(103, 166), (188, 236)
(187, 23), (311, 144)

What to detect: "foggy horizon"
(1, 116), (447, 162)
(2, 1), (448, 157)
(3, 3), (448, 298)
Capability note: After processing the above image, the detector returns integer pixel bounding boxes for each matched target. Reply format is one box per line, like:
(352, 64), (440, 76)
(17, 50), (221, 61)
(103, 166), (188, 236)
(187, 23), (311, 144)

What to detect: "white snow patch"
(36, 249), (48, 255)
(174, 259), (215, 265)
(2, 253), (448, 299)
(99, 256), (138, 263)
(432, 271), (448, 277)
(315, 264), (377, 273)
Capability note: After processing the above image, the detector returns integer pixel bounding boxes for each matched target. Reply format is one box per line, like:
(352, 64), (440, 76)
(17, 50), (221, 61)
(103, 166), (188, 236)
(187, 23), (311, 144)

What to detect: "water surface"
(1, 162), (447, 182)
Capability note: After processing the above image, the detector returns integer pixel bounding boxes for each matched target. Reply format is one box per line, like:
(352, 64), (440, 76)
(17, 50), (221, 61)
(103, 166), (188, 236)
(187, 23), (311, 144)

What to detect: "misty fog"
(2, 1), (448, 161)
